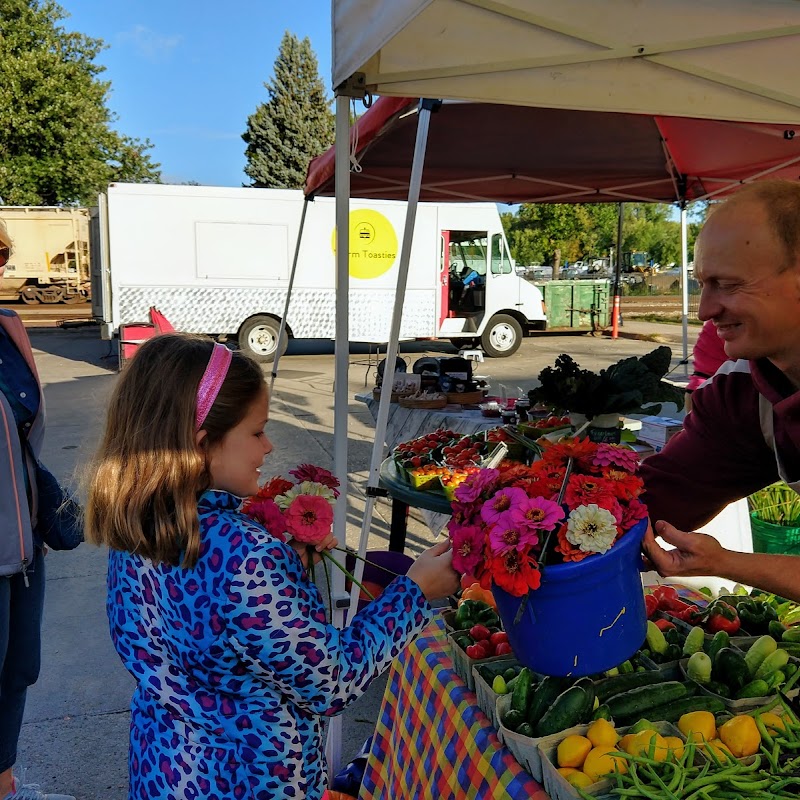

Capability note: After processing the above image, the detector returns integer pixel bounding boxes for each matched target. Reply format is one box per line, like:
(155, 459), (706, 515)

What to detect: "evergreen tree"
(243, 31), (334, 189)
(0, 0), (160, 205)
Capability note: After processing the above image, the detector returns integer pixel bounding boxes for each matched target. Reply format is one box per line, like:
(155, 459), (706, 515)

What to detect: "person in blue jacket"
(0, 220), (77, 800)
(85, 333), (458, 800)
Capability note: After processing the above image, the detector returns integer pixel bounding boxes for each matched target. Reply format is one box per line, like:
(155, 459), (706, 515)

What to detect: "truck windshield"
(448, 231), (487, 278)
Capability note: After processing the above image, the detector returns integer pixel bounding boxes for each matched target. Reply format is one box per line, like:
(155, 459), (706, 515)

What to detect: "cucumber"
(713, 647), (750, 692)
(502, 708), (525, 732)
(516, 722), (535, 738)
(735, 679), (770, 699)
(536, 685), (593, 737)
(622, 695), (726, 725)
(606, 680), (689, 719)
(594, 671), (665, 703)
(510, 668), (534, 715)
(526, 675), (569, 727)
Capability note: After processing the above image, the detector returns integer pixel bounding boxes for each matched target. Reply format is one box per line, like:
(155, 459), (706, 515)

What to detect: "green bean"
(728, 776), (774, 791)
(755, 714), (776, 750)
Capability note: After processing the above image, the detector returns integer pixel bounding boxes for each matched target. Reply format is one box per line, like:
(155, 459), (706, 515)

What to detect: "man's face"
(695, 200), (800, 371)
(0, 245), (7, 281)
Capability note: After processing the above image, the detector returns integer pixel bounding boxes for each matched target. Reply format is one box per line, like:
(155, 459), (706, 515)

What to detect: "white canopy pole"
(680, 204), (690, 378)
(347, 100), (435, 618)
(270, 197), (310, 394)
(325, 93), (352, 778)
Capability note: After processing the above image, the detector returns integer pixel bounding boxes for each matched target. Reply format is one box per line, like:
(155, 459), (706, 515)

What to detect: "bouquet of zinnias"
(241, 463), (340, 544)
(241, 464), (379, 602)
(447, 438), (647, 597)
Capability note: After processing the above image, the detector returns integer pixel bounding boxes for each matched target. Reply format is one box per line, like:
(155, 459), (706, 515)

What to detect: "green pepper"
(739, 598), (778, 633)
(455, 600), (480, 629)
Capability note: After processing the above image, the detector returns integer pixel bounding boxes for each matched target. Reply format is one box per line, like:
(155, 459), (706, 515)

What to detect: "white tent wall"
(333, 0), (800, 123)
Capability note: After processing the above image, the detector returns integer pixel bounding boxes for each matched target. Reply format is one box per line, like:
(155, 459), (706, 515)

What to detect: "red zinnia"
(487, 548), (541, 596)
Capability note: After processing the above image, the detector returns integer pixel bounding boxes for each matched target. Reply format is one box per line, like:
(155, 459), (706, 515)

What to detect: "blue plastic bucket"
(492, 517), (648, 677)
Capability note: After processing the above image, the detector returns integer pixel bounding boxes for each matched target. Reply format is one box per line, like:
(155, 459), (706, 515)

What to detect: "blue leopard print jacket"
(107, 490), (434, 799)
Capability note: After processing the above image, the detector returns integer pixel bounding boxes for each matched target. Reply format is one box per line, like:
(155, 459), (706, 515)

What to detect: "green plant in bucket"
(748, 481), (800, 526)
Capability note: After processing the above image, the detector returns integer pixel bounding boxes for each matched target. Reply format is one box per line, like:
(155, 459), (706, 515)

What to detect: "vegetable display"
(528, 347), (685, 419)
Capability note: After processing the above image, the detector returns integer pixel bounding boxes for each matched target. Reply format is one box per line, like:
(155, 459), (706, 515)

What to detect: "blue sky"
(60, 1), (333, 186)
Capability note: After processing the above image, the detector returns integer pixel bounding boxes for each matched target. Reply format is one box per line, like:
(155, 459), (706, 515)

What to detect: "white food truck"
(91, 183), (547, 360)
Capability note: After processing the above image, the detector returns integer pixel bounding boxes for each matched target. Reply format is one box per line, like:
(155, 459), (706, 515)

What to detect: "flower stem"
(331, 547), (403, 579)
(323, 551), (376, 601)
(321, 549), (333, 618)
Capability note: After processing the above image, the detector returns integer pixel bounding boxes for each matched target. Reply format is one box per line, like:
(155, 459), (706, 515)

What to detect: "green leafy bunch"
(529, 346), (685, 418)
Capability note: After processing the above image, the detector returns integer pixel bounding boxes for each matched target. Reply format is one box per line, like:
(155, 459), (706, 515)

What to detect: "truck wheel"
(481, 314), (522, 358)
(238, 316), (288, 363)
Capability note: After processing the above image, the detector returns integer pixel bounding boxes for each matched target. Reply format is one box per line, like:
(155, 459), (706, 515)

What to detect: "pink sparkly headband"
(195, 343), (232, 430)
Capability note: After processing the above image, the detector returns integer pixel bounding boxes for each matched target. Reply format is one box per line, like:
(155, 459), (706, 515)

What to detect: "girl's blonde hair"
(85, 333), (265, 567)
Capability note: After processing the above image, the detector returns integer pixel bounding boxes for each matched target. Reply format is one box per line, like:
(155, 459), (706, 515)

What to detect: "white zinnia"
(275, 481), (337, 509)
(565, 504), (618, 554)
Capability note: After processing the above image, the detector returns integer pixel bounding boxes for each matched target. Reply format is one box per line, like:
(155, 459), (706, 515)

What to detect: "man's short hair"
(719, 180), (800, 270)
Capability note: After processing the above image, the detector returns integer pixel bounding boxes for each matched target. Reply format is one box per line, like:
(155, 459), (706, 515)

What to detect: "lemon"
(557, 734), (593, 769)
(565, 771), (595, 789)
(557, 767), (579, 778)
(619, 733), (636, 754)
(587, 718), (619, 748)
(582, 746), (628, 782)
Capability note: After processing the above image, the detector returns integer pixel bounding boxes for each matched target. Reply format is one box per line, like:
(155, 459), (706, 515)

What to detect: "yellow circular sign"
(331, 209), (398, 280)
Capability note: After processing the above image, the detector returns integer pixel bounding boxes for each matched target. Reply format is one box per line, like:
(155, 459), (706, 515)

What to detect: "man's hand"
(642, 520), (724, 578)
(290, 534), (339, 570)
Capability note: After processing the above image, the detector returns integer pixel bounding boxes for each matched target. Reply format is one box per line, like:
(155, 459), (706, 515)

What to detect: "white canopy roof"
(333, 0), (800, 124)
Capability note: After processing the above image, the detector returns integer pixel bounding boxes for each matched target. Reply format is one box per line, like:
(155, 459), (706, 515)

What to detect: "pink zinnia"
(488, 516), (539, 555)
(284, 495), (334, 543)
(288, 464), (341, 498)
(454, 468), (500, 504)
(240, 496), (288, 541)
(450, 523), (486, 575)
(512, 496), (565, 532)
(480, 487), (527, 526)
(621, 498), (649, 531)
(592, 444), (639, 473)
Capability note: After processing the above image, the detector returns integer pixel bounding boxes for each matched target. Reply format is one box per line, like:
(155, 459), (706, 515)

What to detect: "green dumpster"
(535, 279), (610, 330)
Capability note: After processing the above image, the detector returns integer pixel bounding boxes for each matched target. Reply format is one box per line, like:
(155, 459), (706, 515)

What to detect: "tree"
(0, 0), (160, 205)
(243, 32), (334, 189)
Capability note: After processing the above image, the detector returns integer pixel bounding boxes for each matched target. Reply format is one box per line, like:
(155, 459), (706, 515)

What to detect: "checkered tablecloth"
(359, 616), (548, 800)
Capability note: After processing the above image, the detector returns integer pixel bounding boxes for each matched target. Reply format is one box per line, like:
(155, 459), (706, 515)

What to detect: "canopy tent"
(333, 0), (800, 122)
(316, 0), (800, 773)
(306, 97), (800, 204)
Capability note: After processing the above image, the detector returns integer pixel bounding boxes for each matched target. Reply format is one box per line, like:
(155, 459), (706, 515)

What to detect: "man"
(641, 180), (800, 602)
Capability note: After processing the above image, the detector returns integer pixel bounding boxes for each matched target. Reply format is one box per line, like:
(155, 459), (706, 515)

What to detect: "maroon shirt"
(641, 358), (800, 530)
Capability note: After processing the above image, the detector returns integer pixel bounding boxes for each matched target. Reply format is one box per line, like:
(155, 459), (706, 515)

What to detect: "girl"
(85, 333), (457, 800)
